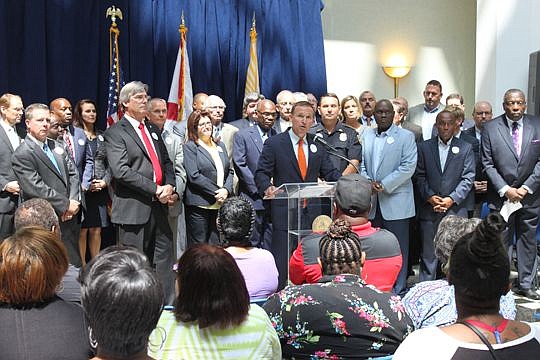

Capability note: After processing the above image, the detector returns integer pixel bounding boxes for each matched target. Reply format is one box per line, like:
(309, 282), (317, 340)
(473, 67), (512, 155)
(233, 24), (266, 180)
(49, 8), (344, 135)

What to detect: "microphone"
(312, 134), (360, 174)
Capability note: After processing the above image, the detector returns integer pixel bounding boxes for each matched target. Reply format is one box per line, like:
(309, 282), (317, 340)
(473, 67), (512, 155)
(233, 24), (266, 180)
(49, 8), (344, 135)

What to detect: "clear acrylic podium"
(270, 182), (336, 282)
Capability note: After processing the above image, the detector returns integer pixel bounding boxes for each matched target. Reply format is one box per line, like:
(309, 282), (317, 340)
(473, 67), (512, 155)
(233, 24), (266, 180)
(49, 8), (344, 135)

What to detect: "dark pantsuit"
(118, 203), (175, 305)
(373, 204), (410, 296)
(185, 205), (219, 246)
(0, 212), (15, 241)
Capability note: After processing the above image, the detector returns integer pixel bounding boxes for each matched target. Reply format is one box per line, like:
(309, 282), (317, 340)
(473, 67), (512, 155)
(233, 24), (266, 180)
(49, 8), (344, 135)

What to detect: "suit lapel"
(375, 126), (396, 176)
(442, 138), (457, 174)
(119, 118), (149, 160)
(496, 117), (519, 161)
(248, 126), (263, 153)
(49, 139), (68, 183)
(0, 126), (14, 153)
(197, 143), (216, 169)
(431, 138), (443, 174)
(520, 116), (534, 162)
(25, 138), (66, 184)
(283, 133), (303, 179)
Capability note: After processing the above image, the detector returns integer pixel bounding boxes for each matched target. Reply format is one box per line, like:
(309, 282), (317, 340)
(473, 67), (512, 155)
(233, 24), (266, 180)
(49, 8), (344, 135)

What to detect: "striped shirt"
(148, 305), (281, 359)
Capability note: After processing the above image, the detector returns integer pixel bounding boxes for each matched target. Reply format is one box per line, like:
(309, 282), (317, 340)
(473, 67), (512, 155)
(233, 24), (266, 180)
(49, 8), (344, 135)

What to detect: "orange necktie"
(298, 138), (307, 180)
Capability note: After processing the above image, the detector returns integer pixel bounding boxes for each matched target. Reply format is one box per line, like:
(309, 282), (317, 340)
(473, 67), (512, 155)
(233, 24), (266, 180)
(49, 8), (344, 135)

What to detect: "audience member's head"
(206, 95), (226, 126)
(306, 93), (318, 113)
(290, 100), (315, 138)
(445, 93), (465, 110)
(503, 88), (526, 121)
(374, 99), (395, 133)
(318, 93), (340, 124)
(423, 80), (443, 111)
(0, 226), (68, 306)
(217, 197), (255, 247)
(14, 198), (60, 234)
(472, 101), (493, 130)
(50, 98), (73, 126)
(276, 90), (295, 121)
(319, 219), (365, 276)
(293, 91), (308, 103)
(193, 92), (208, 111)
(433, 215), (481, 274)
(255, 99), (277, 131)
(395, 96), (409, 118)
(444, 104), (465, 130)
(0, 93), (24, 125)
(391, 99), (406, 125)
(72, 99), (97, 129)
(25, 103), (51, 142)
(242, 92), (264, 120)
(187, 109), (212, 142)
(174, 244), (249, 328)
(359, 91), (376, 117)
(334, 174), (372, 218)
(80, 246), (163, 359)
(48, 112), (64, 140)
(435, 110), (457, 143)
(341, 95), (361, 122)
(448, 213), (509, 317)
(119, 81), (149, 120)
(147, 98), (168, 130)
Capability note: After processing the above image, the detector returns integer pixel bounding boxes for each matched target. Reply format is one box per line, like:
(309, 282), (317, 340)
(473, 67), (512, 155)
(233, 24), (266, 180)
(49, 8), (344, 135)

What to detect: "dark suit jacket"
(401, 121), (424, 143)
(458, 131), (480, 210)
(183, 140), (234, 207)
(63, 125), (93, 183)
(104, 117), (175, 225)
(481, 114), (540, 209)
(415, 137), (475, 221)
(0, 126), (20, 214)
(255, 130), (341, 230)
(233, 125), (275, 210)
(12, 137), (80, 215)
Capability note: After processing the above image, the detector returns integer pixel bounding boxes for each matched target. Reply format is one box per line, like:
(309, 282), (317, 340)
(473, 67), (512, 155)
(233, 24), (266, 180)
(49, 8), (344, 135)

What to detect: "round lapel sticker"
(151, 133), (159, 141)
(451, 146), (459, 154)
(98, 135), (104, 142)
(339, 132), (347, 142)
(53, 147), (64, 155)
(387, 136), (395, 144)
(77, 138), (85, 146)
(310, 144), (317, 153)
(165, 137), (173, 145)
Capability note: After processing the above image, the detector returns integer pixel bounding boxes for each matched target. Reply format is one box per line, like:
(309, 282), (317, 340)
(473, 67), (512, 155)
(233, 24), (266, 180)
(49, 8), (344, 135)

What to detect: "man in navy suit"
(415, 110), (475, 281)
(50, 98), (92, 183)
(255, 101), (341, 288)
(482, 89), (540, 300)
(233, 99), (277, 249)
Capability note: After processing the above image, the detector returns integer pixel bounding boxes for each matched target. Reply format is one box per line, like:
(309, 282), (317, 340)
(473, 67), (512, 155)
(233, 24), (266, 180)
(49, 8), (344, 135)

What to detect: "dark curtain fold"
(0, 0), (327, 128)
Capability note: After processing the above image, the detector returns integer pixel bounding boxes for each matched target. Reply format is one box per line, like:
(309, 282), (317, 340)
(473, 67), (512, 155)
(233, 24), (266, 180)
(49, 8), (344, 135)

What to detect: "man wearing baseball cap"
(289, 174), (402, 291)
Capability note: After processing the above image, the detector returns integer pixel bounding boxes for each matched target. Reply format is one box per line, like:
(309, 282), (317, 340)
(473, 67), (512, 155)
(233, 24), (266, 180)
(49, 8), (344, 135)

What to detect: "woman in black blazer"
(183, 110), (234, 245)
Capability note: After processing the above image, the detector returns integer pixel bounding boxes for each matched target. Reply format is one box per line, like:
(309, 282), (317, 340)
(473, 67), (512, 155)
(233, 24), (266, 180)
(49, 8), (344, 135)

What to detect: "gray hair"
(147, 97), (166, 110)
(243, 92), (264, 109)
(14, 198), (59, 231)
(119, 81), (148, 108)
(434, 215), (481, 271)
(25, 103), (49, 121)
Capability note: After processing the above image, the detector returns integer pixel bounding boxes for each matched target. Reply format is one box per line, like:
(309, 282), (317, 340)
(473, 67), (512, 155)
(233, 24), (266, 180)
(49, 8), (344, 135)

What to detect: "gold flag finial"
(179, 10), (187, 33)
(106, 6), (123, 27)
(251, 12), (256, 31)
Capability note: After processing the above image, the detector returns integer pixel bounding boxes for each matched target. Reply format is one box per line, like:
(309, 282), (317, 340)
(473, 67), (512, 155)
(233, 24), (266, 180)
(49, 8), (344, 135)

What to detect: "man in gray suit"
(361, 99), (417, 295)
(415, 110), (475, 281)
(0, 93), (24, 239)
(105, 81), (176, 304)
(147, 97), (187, 259)
(407, 80), (445, 141)
(12, 103), (82, 266)
(482, 89), (540, 300)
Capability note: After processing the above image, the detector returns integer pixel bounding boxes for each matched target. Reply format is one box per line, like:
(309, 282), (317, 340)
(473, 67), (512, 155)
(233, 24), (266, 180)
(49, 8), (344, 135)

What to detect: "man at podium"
(255, 101), (341, 289)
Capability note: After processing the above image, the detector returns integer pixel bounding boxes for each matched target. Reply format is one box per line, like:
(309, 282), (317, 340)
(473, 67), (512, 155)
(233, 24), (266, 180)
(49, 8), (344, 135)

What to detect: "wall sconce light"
(382, 66), (411, 98)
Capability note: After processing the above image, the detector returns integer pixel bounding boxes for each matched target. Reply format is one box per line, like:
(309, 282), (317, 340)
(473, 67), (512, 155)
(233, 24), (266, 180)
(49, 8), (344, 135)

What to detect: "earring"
(89, 327), (98, 349)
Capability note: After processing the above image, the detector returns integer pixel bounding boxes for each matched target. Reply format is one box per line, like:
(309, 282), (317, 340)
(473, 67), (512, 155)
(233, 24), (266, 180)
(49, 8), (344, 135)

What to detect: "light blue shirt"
(372, 128), (389, 179)
(288, 129), (309, 164)
(437, 137), (451, 170)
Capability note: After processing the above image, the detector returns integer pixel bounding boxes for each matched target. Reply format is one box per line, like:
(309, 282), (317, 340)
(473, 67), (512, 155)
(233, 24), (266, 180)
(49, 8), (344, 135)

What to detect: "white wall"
(322, 0), (476, 111)
(476, 0), (540, 113)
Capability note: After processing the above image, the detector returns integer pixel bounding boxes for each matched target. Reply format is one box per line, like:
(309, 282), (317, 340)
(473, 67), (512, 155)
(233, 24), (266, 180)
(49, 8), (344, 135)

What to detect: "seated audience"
(403, 215), (516, 329)
(80, 246), (163, 360)
(220, 197), (278, 300)
(148, 244), (281, 359)
(289, 174), (402, 292)
(14, 198), (81, 303)
(265, 219), (412, 359)
(0, 226), (92, 359)
(394, 213), (540, 359)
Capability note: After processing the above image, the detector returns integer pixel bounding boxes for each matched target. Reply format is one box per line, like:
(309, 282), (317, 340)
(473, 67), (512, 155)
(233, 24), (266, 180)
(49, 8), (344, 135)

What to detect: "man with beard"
(407, 80), (445, 141)
(359, 90), (377, 127)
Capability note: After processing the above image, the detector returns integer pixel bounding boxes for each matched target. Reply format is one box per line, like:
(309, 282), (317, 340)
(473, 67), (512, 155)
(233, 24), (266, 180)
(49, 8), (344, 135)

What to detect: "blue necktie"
(43, 143), (61, 173)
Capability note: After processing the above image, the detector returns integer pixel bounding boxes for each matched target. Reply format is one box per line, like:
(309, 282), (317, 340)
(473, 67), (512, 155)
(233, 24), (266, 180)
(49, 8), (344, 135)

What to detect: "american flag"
(106, 25), (125, 127)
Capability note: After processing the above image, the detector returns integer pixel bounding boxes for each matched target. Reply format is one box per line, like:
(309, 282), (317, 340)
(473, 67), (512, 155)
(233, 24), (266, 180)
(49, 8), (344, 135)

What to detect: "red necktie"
(298, 138), (307, 180)
(138, 122), (163, 185)
(64, 132), (75, 159)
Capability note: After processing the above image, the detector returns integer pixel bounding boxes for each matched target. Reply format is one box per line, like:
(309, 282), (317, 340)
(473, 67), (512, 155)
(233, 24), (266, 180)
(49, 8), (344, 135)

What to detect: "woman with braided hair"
(394, 213), (540, 359)
(263, 218), (412, 359)
(219, 197), (278, 301)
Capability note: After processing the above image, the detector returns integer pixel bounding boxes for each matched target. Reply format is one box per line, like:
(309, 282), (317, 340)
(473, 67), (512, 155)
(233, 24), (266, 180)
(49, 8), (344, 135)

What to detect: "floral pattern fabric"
(263, 274), (413, 359)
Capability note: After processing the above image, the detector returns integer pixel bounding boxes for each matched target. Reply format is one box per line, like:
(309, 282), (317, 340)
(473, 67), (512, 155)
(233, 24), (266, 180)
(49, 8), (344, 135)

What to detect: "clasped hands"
(155, 184), (176, 205)
(428, 195), (454, 213)
(61, 200), (80, 222)
(505, 187), (528, 203)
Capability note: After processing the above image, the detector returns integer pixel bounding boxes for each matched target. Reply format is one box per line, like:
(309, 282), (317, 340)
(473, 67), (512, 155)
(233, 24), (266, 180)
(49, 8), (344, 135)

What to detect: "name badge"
(151, 133), (159, 141)
(54, 147), (64, 155)
(98, 135), (105, 142)
(339, 132), (347, 142)
(77, 138), (85, 146)
(310, 144), (317, 153)
(165, 137), (173, 145)
(452, 146), (460, 154)
(387, 136), (395, 144)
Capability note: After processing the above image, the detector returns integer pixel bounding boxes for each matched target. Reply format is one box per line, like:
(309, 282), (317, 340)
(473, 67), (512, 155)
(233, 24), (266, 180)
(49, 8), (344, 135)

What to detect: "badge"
(387, 136), (395, 144)
(339, 132), (347, 142)
(312, 215), (332, 232)
(53, 147), (64, 155)
(151, 133), (158, 141)
(165, 137), (172, 145)
(310, 144), (317, 153)
(452, 146), (460, 154)
(98, 135), (104, 142)
(77, 138), (85, 146)
(217, 146), (224, 153)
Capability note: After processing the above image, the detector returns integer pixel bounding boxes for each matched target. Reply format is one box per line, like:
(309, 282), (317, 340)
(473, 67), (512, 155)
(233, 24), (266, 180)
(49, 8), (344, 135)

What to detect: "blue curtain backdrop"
(0, 0), (327, 128)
